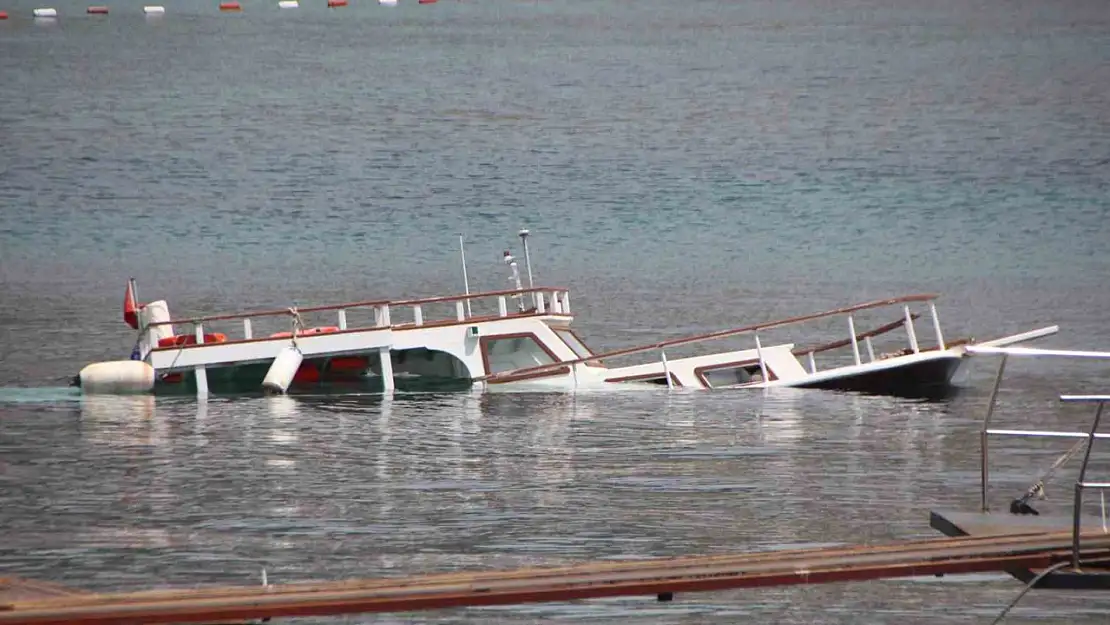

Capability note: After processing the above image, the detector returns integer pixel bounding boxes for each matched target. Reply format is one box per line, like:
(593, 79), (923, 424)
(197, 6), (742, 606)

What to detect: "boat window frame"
(550, 327), (605, 367)
(478, 331), (563, 377)
(693, 359), (778, 389)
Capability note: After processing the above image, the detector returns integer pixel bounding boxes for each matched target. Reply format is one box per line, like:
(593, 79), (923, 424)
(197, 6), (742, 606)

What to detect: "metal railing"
(970, 345), (1110, 569)
(144, 286), (572, 350)
(479, 294), (948, 383)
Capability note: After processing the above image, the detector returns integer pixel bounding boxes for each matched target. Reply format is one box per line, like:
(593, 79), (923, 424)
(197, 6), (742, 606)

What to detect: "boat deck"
(930, 509), (1110, 589)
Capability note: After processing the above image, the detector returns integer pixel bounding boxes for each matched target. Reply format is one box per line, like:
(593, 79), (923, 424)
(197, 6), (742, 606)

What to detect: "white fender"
(78, 361), (155, 394)
(262, 345), (303, 394)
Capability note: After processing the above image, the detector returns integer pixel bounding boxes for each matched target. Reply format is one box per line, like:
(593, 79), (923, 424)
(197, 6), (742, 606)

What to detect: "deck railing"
(479, 293), (949, 384)
(144, 286), (571, 349)
(970, 346), (1110, 569)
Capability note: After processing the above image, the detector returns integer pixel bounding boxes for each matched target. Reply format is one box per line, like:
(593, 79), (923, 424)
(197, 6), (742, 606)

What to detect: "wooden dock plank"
(0, 578), (88, 604)
(3, 530), (1110, 625)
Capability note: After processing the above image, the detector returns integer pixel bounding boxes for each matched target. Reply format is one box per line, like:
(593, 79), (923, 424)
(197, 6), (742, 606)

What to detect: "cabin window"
(701, 365), (764, 388)
(483, 335), (557, 375)
(553, 328), (593, 359)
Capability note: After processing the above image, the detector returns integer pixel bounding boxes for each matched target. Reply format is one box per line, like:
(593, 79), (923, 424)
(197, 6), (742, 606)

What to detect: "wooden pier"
(3, 530), (1110, 625)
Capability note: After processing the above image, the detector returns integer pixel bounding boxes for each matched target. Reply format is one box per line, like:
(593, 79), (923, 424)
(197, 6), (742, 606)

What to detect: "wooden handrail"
(147, 286), (569, 328)
(792, 313), (920, 357)
(477, 294), (939, 382)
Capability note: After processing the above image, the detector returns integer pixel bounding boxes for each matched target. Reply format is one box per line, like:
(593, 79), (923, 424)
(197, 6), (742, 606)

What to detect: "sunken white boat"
(74, 233), (1057, 398)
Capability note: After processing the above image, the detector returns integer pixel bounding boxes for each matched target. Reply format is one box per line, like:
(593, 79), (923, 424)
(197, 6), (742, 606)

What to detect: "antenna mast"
(518, 229), (535, 308)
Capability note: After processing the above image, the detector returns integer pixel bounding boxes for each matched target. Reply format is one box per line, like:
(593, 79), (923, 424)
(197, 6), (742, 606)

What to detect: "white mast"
(459, 235), (472, 317)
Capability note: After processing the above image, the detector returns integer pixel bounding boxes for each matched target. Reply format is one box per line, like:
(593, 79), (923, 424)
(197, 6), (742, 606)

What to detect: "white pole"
(661, 349), (673, 390)
(459, 235), (472, 317)
(519, 229), (535, 308)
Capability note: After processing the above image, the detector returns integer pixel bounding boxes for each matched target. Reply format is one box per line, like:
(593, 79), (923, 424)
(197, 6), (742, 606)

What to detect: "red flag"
(123, 280), (139, 329)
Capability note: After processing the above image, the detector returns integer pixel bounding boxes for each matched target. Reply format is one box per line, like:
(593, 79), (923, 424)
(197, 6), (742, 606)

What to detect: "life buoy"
(157, 333), (228, 348)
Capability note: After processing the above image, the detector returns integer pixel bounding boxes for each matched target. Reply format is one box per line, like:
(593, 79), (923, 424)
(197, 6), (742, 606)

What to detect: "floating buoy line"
(0, 0), (427, 20)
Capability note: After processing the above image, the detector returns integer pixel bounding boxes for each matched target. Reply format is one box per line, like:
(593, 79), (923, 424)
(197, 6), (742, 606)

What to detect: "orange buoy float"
(157, 333), (229, 348)
(327, 0), (347, 7)
(219, 1), (241, 10)
(418, 0), (437, 4)
(87, 5), (108, 13)
(0, 11), (8, 19)
(268, 326), (340, 339)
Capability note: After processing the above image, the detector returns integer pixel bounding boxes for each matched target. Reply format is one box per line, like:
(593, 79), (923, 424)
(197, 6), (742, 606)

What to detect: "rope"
(287, 306), (305, 350)
(1011, 439), (1086, 514)
(989, 554), (1110, 625)
(988, 560), (1071, 625)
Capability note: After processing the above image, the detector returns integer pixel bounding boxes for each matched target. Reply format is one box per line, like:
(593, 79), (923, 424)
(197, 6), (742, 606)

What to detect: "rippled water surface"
(2, 0), (1109, 622)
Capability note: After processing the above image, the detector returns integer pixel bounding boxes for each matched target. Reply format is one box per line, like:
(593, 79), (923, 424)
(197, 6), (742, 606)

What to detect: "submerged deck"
(3, 530), (1110, 625)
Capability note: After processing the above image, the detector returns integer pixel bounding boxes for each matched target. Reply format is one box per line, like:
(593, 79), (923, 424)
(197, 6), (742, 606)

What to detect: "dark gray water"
(2, 0), (1110, 621)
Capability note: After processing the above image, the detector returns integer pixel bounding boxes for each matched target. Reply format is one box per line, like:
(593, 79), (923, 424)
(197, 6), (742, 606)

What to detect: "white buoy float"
(33, 8), (58, 17)
(76, 361), (156, 395)
(379, 0), (398, 6)
(143, 5), (165, 14)
(262, 345), (303, 395)
(278, 0), (298, 7)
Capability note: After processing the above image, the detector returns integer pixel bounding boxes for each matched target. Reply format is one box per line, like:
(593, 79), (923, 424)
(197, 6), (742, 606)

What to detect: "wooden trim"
(603, 371), (683, 387)
(792, 314), (920, 357)
(149, 286), (570, 328)
(692, 359), (776, 388)
(485, 366), (572, 385)
(477, 293), (941, 382)
(478, 331), (564, 378)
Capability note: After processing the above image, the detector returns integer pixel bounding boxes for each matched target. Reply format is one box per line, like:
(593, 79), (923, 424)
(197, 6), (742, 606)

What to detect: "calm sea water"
(2, 0), (1109, 622)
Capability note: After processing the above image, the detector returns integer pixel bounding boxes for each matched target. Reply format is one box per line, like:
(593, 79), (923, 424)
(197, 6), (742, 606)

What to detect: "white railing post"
(562, 291), (570, 313)
(929, 301), (946, 350)
(379, 346), (395, 392)
(243, 318), (253, 339)
(1073, 400), (1105, 569)
(193, 322), (208, 397)
(847, 314), (862, 366)
(660, 348), (673, 390)
(536, 292), (546, 313)
(337, 310), (347, 331)
(414, 305), (424, 326)
(373, 306), (382, 327)
(552, 292), (562, 314)
(455, 301), (466, 321)
(380, 304), (391, 327)
(754, 333), (769, 383)
(903, 305), (920, 353)
(865, 336), (876, 362)
(807, 351), (817, 373)
(498, 296), (507, 317)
